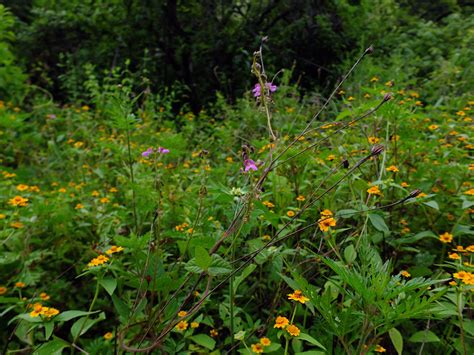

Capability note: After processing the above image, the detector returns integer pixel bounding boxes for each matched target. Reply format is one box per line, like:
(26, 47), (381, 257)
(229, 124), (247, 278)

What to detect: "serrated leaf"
(389, 328), (403, 355)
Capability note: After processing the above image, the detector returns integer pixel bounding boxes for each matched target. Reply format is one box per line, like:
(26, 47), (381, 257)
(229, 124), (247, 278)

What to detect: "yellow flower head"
(260, 337), (271, 346)
(40, 307), (60, 318)
(30, 303), (43, 317)
(296, 195), (305, 202)
(286, 324), (300, 337)
(210, 329), (219, 337)
(439, 232), (453, 243)
(0, 286), (7, 295)
(175, 320), (188, 331)
(375, 344), (387, 353)
(40, 292), (50, 300)
(274, 316), (289, 329)
(9, 196), (29, 207)
(386, 165), (399, 173)
(105, 245), (124, 255)
(178, 311), (187, 318)
(287, 210), (296, 217)
(400, 270), (411, 278)
(448, 253), (461, 260)
(318, 216), (337, 232)
(15, 282), (26, 288)
(368, 136), (380, 144)
(191, 322), (199, 329)
(16, 184), (29, 191)
(367, 186), (382, 196)
(104, 332), (113, 340)
(288, 290), (310, 304)
(251, 343), (264, 353)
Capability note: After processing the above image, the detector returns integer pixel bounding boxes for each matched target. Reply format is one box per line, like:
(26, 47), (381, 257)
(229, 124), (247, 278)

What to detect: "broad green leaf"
(409, 330), (440, 343)
(422, 200), (439, 210)
(55, 310), (100, 322)
(194, 246), (212, 270)
(99, 278), (117, 296)
(190, 334), (216, 350)
(389, 328), (403, 355)
(368, 213), (389, 233)
(344, 244), (357, 264)
(233, 264), (256, 295)
(34, 337), (69, 354)
(112, 294), (130, 320)
(44, 321), (54, 340)
(70, 312), (106, 338)
(298, 333), (326, 350)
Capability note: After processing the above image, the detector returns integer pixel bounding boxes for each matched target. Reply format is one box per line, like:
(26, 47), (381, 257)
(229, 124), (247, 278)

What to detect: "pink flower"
(244, 159), (258, 172)
(141, 148), (153, 157)
(158, 147), (170, 154)
(252, 83), (277, 97)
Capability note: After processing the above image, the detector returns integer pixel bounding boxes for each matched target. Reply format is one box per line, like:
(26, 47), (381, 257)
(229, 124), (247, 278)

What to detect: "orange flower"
(274, 316), (289, 329)
(439, 232), (453, 243)
(400, 270), (411, 278)
(367, 186), (382, 196)
(260, 337), (271, 346)
(251, 343), (264, 353)
(448, 253), (461, 260)
(286, 324), (300, 336)
(175, 320), (188, 331)
(375, 344), (386, 352)
(288, 290), (310, 304)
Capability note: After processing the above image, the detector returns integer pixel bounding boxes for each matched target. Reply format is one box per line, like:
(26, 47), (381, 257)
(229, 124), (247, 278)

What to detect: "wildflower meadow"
(0, 1), (473, 354)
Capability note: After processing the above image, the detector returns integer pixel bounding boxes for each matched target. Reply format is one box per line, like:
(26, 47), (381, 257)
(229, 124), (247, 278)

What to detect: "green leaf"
(368, 213), (389, 233)
(99, 278), (117, 296)
(422, 200), (439, 210)
(34, 337), (69, 354)
(55, 310), (100, 322)
(208, 254), (231, 276)
(344, 245), (357, 264)
(112, 294), (130, 320)
(194, 246), (212, 270)
(409, 330), (440, 343)
(70, 312), (106, 338)
(233, 264), (257, 295)
(44, 321), (54, 340)
(190, 334), (216, 350)
(389, 328), (403, 355)
(298, 333), (326, 350)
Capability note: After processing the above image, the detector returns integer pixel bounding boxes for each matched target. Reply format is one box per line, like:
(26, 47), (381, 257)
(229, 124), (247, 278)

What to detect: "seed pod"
(383, 92), (393, 102)
(370, 144), (384, 156)
(408, 189), (422, 199)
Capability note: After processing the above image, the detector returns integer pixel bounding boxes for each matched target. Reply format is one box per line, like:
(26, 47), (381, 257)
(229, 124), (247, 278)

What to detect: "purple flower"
(243, 159), (258, 172)
(252, 83), (277, 98)
(157, 147), (170, 154)
(141, 147), (153, 157)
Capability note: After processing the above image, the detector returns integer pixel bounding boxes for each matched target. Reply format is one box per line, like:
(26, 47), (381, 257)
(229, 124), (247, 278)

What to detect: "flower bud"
(365, 45), (374, 55)
(383, 92), (393, 102)
(370, 144), (384, 156)
(408, 189), (422, 199)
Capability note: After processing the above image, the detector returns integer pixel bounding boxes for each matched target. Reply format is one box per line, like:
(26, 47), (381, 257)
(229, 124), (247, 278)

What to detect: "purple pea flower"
(252, 83), (277, 98)
(157, 147), (170, 154)
(141, 147), (154, 157)
(243, 159), (258, 172)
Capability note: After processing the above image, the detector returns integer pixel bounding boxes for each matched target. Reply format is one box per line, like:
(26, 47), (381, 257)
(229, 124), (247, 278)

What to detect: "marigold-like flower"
(87, 254), (110, 267)
(288, 290), (310, 304)
(274, 316), (289, 329)
(251, 343), (264, 353)
(175, 320), (188, 331)
(30, 303), (43, 317)
(263, 201), (275, 208)
(0, 286), (7, 295)
(0, 214), (5, 219)
(286, 324), (300, 337)
(367, 186), (382, 196)
(375, 344), (386, 352)
(210, 329), (219, 337)
(439, 232), (453, 243)
(178, 311), (187, 318)
(100, 197), (110, 204)
(318, 216), (337, 232)
(41, 307), (60, 318)
(466, 245), (474, 252)
(448, 253), (461, 260)
(40, 292), (50, 300)
(400, 270), (411, 278)
(465, 188), (474, 196)
(287, 210), (296, 217)
(386, 165), (399, 172)
(9, 196), (29, 207)
(368, 136), (380, 144)
(296, 195), (305, 202)
(191, 321), (199, 329)
(16, 184), (29, 191)
(449, 281), (457, 286)
(104, 332), (113, 340)
(15, 282), (26, 288)
(260, 337), (271, 346)
(428, 124), (439, 130)
(105, 245), (124, 255)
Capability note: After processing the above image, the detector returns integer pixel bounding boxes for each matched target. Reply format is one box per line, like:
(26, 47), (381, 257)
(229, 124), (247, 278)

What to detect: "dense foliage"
(0, 1), (473, 354)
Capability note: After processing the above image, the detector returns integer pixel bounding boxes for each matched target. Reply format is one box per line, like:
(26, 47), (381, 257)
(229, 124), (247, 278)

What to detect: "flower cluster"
(318, 209), (336, 232)
(8, 196), (29, 207)
(29, 303), (60, 318)
(87, 254), (110, 267)
(287, 290), (310, 304)
(252, 83), (277, 98)
(273, 316), (300, 336)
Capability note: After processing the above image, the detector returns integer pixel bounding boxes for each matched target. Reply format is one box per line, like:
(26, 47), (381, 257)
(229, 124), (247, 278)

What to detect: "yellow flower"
(58, 187), (67, 193)
(449, 281), (457, 286)
(74, 141), (84, 148)
(82, 105), (90, 111)
(260, 337), (271, 346)
(104, 332), (113, 340)
(466, 245), (474, 252)
(318, 216), (337, 232)
(109, 187), (118, 193)
(439, 232), (453, 243)
(75, 203), (84, 210)
(296, 195), (305, 202)
(375, 344), (386, 352)
(105, 245), (124, 255)
(8, 196), (29, 207)
(367, 186), (382, 196)
(91, 190), (100, 197)
(40, 307), (60, 318)
(400, 270), (411, 278)
(263, 201), (275, 208)
(386, 165), (399, 173)
(288, 290), (309, 304)
(226, 156), (234, 163)
(464, 188), (474, 196)
(262, 235), (271, 241)
(16, 184), (29, 191)
(449, 253), (461, 260)
(370, 76), (379, 82)
(274, 316), (289, 329)
(191, 322), (199, 329)
(30, 303), (43, 317)
(326, 154), (336, 161)
(287, 210), (296, 217)
(10, 221), (23, 229)
(15, 282), (26, 288)
(321, 209), (333, 217)
(286, 324), (300, 337)
(401, 182), (409, 188)
(347, 96), (355, 101)
(100, 197), (110, 204)
(175, 320), (188, 331)
(178, 311), (188, 318)
(251, 343), (264, 353)
(0, 214), (6, 219)
(368, 136), (380, 144)
(40, 292), (50, 300)
(210, 329), (219, 337)
(0, 286), (7, 295)
(428, 124), (439, 130)
(87, 254), (110, 267)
